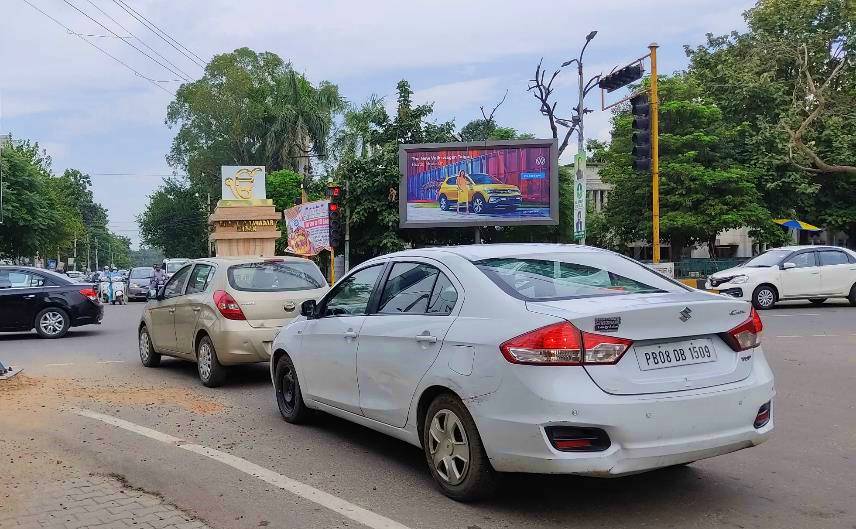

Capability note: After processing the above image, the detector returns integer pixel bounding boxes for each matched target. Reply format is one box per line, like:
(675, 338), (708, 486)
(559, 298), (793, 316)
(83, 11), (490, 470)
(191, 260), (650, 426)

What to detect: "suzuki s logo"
(679, 307), (693, 322)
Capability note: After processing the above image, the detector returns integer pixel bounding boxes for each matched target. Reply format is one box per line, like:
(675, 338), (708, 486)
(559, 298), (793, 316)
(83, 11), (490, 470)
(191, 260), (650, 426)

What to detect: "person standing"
(456, 170), (470, 214)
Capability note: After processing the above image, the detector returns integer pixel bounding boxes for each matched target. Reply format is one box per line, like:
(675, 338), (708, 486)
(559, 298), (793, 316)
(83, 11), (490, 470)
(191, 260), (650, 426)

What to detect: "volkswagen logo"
(678, 307), (693, 322)
(535, 155), (546, 166)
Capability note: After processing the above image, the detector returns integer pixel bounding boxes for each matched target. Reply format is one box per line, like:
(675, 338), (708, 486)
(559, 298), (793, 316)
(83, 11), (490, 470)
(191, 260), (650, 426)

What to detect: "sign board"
(398, 139), (559, 228)
(573, 152), (586, 241)
(284, 200), (330, 256)
(221, 166), (266, 200)
(647, 261), (675, 278)
(67, 257), (75, 266)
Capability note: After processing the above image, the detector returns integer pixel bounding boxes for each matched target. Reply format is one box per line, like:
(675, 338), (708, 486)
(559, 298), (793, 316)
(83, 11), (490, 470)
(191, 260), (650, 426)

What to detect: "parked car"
(270, 244), (774, 501)
(162, 258), (191, 280)
(127, 267), (155, 301)
(138, 257), (329, 387)
(706, 245), (856, 309)
(437, 173), (522, 214)
(0, 266), (103, 338)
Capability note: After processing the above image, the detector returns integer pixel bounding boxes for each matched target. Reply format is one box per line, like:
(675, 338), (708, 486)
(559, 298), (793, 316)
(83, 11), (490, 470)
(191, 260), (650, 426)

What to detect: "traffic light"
(630, 93), (651, 171)
(598, 64), (643, 92)
(327, 185), (343, 250)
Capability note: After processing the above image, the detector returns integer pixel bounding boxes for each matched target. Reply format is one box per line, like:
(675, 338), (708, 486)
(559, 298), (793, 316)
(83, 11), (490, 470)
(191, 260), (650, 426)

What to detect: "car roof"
(192, 256), (318, 265)
(770, 245), (853, 252)
(379, 243), (610, 262)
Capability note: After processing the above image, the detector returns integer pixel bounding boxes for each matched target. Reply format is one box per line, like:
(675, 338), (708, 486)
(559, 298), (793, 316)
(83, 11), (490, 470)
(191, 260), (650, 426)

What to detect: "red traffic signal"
(328, 202), (339, 212)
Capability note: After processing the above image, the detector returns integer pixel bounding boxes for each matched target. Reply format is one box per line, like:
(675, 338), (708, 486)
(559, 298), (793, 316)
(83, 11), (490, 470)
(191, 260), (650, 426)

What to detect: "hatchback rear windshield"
(129, 267), (154, 279)
(165, 261), (188, 273)
(473, 253), (682, 301)
(227, 261), (327, 292)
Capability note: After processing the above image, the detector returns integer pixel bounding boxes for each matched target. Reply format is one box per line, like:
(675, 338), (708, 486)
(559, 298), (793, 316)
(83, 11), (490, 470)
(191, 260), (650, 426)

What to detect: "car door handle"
(415, 334), (438, 343)
(192, 307), (201, 312)
(168, 308), (176, 313)
(24, 294), (36, 299)
(343, 330), (358, 339)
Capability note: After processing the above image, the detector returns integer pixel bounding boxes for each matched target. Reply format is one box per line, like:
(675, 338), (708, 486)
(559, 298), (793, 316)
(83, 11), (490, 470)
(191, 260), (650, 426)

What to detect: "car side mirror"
(781, 262), (796, 270)
(301, 299), (317, 318)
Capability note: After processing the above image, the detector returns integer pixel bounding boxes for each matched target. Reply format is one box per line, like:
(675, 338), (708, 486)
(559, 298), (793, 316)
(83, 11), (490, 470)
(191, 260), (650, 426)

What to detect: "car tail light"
(545, 426), (611, 452)
(79, 288), (99, 303)
(500, 322), (632, 366)
(213, 290), (245, 320)
(754, 401), (771, 429)
(722, 307), (763, 351)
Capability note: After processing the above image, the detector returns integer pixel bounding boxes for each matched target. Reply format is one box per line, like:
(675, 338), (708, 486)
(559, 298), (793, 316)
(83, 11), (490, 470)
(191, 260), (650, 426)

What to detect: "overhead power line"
(62, 0), (189, 82)
(112, 0), (206, 68)
(83, 0), (195, 80)
(21, 0), (176, 94)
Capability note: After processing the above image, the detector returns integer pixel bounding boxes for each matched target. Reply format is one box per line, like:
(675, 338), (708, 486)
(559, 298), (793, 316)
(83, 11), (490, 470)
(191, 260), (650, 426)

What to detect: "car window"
(787, 252), (816, 268)
(0, 271), (49, 288)
(379, 263), (440, 314)
(186, 264), (215, 294)
(473, 253), (679, 301)
(427, 273), (458, 315)
(228, 260), (326, 292)
(163, 265), (192, 298)
(322, 265), (383, 317)
(819, 250), (849, 266)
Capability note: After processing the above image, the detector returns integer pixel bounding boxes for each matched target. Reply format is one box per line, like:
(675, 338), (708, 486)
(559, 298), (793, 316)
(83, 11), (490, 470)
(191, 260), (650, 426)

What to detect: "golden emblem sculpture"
(224, 167), (261, 200)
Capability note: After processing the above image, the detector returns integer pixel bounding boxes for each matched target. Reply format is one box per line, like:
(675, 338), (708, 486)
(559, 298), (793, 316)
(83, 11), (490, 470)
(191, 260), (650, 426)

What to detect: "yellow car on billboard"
(437, 173), (522, 214)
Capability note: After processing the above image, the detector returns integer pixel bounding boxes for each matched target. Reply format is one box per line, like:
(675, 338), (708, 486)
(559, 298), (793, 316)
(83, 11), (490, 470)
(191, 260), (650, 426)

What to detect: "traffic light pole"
(329, 248), (335, 285)
(649, 43), (660, 264)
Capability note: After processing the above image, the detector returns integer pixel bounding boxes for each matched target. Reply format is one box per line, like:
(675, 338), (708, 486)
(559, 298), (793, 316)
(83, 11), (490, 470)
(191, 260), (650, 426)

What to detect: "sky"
(1, 0), (754, 248)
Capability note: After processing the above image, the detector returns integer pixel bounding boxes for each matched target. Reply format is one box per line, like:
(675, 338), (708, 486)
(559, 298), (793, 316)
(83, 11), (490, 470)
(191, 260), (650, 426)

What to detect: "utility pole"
(94, 236), (99, 270)
(73, 236), (78, 271)
(649, 43), (661, 264)
(343, 182), (350, 273)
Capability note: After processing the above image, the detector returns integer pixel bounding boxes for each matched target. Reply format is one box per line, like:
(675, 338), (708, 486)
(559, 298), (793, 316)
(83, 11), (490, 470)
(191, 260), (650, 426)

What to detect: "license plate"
(634, 339), (717, 371)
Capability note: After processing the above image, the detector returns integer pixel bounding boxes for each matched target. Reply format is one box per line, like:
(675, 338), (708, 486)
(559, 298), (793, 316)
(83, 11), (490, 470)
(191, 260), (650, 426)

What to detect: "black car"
(0, 266), (103, 338)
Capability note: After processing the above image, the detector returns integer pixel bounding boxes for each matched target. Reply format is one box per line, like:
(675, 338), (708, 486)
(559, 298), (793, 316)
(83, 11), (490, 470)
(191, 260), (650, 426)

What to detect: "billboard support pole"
(474, 227), (482, 245)
(649, 43), (661, 264)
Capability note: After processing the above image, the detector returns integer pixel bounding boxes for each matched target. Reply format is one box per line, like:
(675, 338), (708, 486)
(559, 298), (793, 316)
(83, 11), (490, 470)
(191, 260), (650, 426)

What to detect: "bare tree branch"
(480, 89), (509, 122)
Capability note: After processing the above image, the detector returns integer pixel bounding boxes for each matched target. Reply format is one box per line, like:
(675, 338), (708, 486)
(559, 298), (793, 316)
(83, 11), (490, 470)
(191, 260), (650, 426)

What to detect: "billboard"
(284, 200), (330, 256)
(399, 139), (559, 228)
(221, 166), (266, 200)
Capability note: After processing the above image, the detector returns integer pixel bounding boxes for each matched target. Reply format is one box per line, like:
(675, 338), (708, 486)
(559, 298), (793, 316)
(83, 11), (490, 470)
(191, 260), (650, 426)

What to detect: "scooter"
(110, 275), (126, 305)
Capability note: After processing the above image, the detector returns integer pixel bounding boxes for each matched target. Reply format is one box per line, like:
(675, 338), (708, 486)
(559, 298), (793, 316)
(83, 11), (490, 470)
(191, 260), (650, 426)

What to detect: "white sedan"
(706, 245), (856, 309)
(270, 244), (774, 501)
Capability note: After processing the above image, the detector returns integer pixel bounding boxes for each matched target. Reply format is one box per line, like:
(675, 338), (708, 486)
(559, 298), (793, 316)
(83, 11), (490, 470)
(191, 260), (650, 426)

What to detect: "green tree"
(138, 177), (208, 258)
(266, 169), (303, 212)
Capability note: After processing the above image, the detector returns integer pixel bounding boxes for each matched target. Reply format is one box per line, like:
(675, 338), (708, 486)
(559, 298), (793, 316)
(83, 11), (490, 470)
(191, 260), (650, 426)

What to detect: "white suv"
(706, 245), (856, 309)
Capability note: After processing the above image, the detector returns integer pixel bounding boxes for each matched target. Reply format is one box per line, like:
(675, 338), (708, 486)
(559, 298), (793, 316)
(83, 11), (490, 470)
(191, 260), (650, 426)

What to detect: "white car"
(706, 245), (856, 309)
(270, 244), (774, 501)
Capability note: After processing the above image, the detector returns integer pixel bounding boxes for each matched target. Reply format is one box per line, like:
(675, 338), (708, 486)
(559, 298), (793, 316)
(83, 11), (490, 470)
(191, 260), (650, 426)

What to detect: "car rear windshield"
(130, 267), (154, 279)
(165, 261), (188, 273)
(227, 261), (327, 292)
(473, 253), (682, 301)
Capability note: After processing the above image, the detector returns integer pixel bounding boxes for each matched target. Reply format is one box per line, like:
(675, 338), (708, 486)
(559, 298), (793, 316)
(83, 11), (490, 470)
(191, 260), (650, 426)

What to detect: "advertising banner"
(399, 139), (559, 228)
(284, 200), (330, 256)
(221, 166), (267, 200)
(573, 152), (587, 241)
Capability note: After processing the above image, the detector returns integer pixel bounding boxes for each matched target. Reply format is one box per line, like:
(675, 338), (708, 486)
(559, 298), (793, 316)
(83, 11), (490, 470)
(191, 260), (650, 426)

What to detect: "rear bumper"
(72, 302), (104, 327)
(212, 321), (276, 365)
(469, 353), (774, 475)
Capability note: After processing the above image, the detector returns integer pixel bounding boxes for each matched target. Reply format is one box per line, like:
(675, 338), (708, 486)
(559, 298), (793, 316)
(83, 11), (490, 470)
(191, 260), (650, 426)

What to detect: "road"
(1, 299), (854, 529)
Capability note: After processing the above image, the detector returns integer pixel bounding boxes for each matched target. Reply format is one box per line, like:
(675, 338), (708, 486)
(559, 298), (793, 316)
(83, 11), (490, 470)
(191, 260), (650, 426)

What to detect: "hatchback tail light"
(79, 288), (99, 303)
(213, 290), (245, 320)
(500, 322), (632, 366)
(721, 307), (763, 351)
(754, 401), (771, 429)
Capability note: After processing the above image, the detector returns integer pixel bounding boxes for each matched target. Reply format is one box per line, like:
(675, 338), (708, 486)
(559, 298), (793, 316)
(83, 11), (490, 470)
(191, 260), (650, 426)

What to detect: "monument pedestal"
(209, 199), (282, 257)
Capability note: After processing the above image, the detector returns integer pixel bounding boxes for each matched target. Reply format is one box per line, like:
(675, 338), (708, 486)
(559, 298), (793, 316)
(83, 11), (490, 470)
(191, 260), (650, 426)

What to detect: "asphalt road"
(1, 299), (855, 529)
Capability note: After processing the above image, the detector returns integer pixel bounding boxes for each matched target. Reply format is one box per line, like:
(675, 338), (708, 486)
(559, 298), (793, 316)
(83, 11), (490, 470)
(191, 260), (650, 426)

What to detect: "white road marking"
(767, 313), (821, 317)
(96, 360), (125, 364)
(811, 334), (839, 337)
(44, 363), (74, 367)
(774, 336), (802, 338)
(72, 409), (412, 529)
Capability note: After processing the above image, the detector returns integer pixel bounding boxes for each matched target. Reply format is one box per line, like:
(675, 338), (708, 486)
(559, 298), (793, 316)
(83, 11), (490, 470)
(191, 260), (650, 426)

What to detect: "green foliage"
(459, 119), (531, 142)
(129, 247), (165, 268)
(266, 169), (303, 212)
(138, 177), (208, 259)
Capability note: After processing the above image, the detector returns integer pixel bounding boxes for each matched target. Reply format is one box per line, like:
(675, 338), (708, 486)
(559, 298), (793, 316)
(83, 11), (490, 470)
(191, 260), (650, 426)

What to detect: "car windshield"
(228, 261), (327, 292)
(469, 174), (501, 185)
(473, 253), (682, 301)
(743, 250), (790, 268)
(130, 267), (154, 279)
(165, 261), (187, 273)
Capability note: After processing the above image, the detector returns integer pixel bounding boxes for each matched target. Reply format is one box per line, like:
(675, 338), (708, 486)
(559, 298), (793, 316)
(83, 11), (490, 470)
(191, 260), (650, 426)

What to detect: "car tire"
(849, 284), (856, 307)
(197, 335), (226, 388)
(423, 393), (498, 502)
(752, 285), (777, 310)
(274, 354), (311, 424)
(439, 194), (449, 211)
(809, 298), (827, 305)
(34, 307), (70, 339)
(139, 326), (161, 367)
(471, 195), (487, 214)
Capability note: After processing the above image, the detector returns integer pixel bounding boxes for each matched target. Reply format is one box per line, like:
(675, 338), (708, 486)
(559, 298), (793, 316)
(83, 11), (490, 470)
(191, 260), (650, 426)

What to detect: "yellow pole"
(329, 248), (335, 285)
(649, 43), (660, 264)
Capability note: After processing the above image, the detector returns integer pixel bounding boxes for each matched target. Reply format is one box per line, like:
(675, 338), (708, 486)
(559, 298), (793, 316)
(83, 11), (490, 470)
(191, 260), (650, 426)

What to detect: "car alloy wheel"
(471, 196), (485, 214)
(439, 195), (449, 211)
(139, 331), (151, 362)
(39, 310), (67, 337)
(198, 341), (213, 381)
(428, 409), (471, 486)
